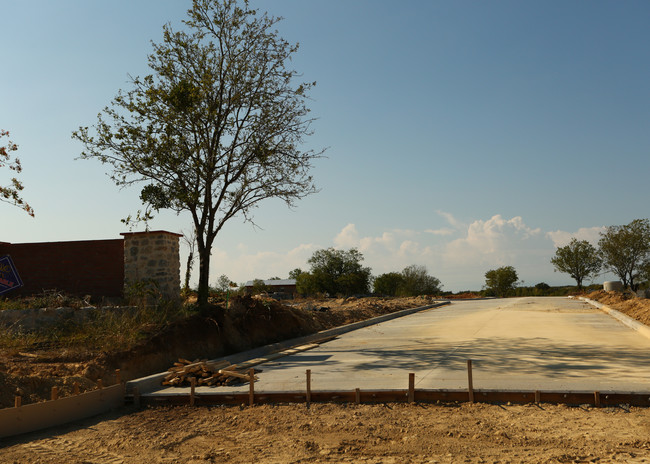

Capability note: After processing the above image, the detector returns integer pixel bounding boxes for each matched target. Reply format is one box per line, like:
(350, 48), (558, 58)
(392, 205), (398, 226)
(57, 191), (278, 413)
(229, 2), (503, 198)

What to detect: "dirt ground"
(3, 292), (650, 463)
(3, 401), (650, 463)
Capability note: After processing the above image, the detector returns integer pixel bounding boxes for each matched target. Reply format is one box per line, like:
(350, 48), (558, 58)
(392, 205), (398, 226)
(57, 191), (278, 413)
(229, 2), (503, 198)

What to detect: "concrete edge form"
(126, 301), (451, 395)
(0, 384), (124, 439)
(579, 297), (650, 340)
(136, 389), (650, 408)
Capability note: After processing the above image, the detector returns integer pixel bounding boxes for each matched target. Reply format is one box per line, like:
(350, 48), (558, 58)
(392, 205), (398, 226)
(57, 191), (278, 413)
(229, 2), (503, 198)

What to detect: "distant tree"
(301, 248), (371, 296)
(295, 272), (319, 296)
(550, 238), (602, 289)
(373, 272), (404, 296)
(598, 219), (650, 291)
(249, 279), (270, 295)
(535, 282), (550, 291)
(73, 0), (321, 308)
(484, 266), (519, 297)
(215, 274), (234, 293)
(1, 130), (34, 217)
(397, 265), (442, 296)
(288, 268), (303, 280)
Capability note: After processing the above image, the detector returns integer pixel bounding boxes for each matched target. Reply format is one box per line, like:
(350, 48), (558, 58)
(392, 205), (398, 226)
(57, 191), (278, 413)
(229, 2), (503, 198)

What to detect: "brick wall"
(0, 239), (124, 297)
(0, 231), (182, 300)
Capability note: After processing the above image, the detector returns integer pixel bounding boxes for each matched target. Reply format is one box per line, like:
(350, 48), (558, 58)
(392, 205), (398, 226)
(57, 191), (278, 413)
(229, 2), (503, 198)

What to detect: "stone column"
(121, 231), (182, 300)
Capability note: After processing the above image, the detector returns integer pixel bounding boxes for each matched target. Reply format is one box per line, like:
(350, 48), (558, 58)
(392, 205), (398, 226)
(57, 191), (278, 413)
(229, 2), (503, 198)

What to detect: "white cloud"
(333, 223), (359, 248)
(425, 227), (455, 236)
(443, 215), (543, 267)
(208, 242), (318, 285)
(546, 226), (606, 248)
(436, 210), (464, 229)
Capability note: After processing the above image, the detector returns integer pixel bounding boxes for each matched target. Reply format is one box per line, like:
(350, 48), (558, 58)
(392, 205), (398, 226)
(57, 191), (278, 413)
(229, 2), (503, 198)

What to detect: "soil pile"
(586, 290), (650, 326)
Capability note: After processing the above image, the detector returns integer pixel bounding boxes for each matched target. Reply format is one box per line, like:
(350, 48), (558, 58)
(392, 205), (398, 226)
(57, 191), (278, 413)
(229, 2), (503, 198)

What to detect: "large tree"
(1, 130), (34, 217)
(484, 265), (519, 297)
(550, 238), (601, 289)
(598, 219), (650, 291)
(73, 0), (321, 306)
(298, 248), (371, 297)
(398, 264), (442, 296)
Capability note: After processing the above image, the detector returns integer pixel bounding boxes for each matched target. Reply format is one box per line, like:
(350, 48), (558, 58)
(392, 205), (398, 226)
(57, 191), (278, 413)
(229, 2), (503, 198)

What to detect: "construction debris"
(162, 358), (260, 387)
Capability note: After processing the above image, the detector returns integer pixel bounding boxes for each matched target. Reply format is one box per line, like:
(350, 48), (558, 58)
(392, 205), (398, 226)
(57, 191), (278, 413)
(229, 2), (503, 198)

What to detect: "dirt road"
(3, 402), (650, 463)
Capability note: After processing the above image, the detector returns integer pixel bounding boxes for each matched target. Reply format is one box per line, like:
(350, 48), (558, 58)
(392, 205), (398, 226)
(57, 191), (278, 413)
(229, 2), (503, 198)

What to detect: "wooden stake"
(249, 368), (255, 406)
(14, 396), (22, 408)
(594, 391), (601, 407)
(115, 369), (122, 384)
(190, 377), (196, 407)
(73, 382), (80, 395)
(408, 373), (415, 403)
(355, 388), (361, 404)
(467, 360), (474, 403)
(535, 390), (541, 404)
(306, 369), (312, 408)
(51, 386), (59, 401)
(97, 379), (103, 390)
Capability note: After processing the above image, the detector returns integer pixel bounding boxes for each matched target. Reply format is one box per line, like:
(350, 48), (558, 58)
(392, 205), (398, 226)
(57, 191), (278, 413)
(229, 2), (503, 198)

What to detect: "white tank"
(603, 281), (624, 292)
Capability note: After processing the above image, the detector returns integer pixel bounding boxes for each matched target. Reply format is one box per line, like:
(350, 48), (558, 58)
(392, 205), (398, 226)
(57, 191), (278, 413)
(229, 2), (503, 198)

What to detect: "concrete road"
(162, 297), (650, 394)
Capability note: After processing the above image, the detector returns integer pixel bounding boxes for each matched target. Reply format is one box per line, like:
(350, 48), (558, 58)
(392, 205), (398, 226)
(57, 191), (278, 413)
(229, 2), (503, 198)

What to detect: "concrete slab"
(148, 297), (650, 397)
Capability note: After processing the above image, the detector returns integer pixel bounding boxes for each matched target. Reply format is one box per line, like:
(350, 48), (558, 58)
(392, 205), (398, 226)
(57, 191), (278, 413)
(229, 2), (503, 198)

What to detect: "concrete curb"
(579, 297), (650, 340)
(126, 301), (451, 395)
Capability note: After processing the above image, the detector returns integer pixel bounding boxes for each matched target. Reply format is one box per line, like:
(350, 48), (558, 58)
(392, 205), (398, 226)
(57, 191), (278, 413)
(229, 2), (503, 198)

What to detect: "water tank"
(603, 281), (624, 292)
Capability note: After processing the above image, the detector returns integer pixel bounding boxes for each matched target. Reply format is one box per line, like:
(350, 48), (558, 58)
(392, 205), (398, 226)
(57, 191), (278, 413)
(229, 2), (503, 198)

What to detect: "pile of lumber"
(162, 358), (259, 387)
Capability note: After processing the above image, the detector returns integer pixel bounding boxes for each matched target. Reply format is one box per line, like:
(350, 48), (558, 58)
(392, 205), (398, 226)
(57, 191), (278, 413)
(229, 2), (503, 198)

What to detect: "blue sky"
(2, 1), (649, 291)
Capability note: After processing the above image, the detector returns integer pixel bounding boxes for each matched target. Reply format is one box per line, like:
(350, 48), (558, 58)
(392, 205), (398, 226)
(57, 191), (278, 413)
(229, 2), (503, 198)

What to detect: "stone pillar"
(121, 231), (182, 300)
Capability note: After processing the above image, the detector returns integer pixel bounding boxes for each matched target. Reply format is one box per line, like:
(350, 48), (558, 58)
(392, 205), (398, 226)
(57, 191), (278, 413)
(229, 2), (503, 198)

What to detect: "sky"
(2, 0), (649, 292)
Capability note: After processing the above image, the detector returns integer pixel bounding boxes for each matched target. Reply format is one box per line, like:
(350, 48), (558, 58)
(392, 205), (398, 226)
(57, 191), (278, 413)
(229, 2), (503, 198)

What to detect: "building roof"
(243, 279), (296, 287)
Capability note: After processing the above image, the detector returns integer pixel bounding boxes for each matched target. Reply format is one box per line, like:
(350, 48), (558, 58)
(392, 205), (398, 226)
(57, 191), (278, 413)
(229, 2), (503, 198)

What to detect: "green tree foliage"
(0, 130), (33, 217)
(288, 268), (303, 280)
(484, 266), (519, 297)
(550, 238), (602, 289)
(373, 272), (404, 296)
(295, 272), (320, 296)
(73, 0), (321, 307)
(598, 219), (650, 291)
(249, 279), (270, 295)
(398, 264), (442, 296)
(215, 274), (234, 293)
(298, 248), (371, 296)
(374, 265), (442, 296)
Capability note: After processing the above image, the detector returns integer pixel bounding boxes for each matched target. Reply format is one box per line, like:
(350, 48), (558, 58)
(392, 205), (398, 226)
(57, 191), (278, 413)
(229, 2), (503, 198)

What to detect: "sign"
(0, 255), (23, 295)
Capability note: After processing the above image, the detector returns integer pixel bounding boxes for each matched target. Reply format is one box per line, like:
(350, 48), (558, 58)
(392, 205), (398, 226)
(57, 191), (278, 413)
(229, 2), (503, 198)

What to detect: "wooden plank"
(306, 369), (312, 407)
(0, 384), (123, 438)
(135, 389), (650, 408)
(249, 369), (255, 406)
(218, 369), (256, 380)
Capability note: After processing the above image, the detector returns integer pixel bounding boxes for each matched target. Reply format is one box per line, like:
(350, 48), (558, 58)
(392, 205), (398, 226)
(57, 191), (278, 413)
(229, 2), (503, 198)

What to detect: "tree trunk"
(184, 251), (193, 291)
(197, 246), (211, 310)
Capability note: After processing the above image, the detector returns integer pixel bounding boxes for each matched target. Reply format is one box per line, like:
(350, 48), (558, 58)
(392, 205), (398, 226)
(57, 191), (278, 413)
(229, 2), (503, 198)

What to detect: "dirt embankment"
(586, 290), (650, 326)
(0, 295), (440, 408)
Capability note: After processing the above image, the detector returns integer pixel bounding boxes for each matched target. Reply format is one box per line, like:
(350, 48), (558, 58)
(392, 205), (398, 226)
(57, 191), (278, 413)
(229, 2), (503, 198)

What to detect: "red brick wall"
(0, 239), (124, 298)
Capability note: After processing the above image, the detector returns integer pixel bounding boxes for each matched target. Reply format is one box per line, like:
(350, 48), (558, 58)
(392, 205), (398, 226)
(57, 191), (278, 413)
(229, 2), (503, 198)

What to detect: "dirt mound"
(586, 290), (650, 326)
